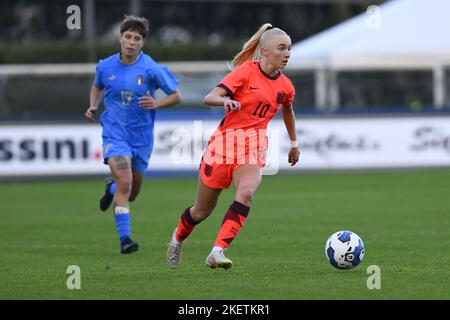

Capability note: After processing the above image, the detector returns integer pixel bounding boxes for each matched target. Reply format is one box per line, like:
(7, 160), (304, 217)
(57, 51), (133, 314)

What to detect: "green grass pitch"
(1, 169), (449, 299)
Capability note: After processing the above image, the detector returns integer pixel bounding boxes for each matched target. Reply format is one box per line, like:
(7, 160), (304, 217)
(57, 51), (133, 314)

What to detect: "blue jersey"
(94, 52), (179, 146)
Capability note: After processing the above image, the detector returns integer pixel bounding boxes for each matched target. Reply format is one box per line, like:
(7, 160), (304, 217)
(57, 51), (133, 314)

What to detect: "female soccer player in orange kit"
(167, 23), (300, 269)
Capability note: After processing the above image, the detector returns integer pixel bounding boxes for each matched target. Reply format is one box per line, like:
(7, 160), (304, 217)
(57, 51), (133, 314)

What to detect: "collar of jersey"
(117, 51), (143, 66)
(257, 62), (281, 80)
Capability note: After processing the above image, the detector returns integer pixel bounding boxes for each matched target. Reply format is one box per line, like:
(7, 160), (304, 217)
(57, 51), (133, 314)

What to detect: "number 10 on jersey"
(253, 102), (270, 118)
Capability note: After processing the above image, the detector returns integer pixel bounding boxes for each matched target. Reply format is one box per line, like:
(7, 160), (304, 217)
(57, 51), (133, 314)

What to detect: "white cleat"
(205, 251), (233, 270)
(167, 242), (183, 269)
(167, 229), (183, 269)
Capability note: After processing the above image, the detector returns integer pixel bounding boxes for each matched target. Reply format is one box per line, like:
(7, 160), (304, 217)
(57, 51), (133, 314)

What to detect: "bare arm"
(85, 84), (103, 122)
(90, 84), (103, 107)
(155, 90), (182, 108)
(204, 87), (240, 111)
(139, 90), (182, 109)
(282, 105), (300, 166)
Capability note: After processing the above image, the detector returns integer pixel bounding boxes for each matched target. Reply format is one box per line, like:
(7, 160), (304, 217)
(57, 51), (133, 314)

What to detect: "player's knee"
(236, 187), (255, 206)
(116, 179), (132, 195)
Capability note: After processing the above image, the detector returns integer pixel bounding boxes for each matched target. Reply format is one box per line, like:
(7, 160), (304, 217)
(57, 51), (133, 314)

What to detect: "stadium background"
(0, 0), (449, 301)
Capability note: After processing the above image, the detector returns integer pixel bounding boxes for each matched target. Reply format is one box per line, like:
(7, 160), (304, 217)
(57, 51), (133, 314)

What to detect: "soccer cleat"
(205, 251), (233, 270)
(167, 231), (183, 269)
(167, 242), (183, 269)
(100, 177), (115, 211)
(120, 238), (139, 254)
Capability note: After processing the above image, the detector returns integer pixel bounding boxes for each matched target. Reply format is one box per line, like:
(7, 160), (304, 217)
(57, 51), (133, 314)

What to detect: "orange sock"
(214, 201), (250, 250)
(175, 206), (199, 242)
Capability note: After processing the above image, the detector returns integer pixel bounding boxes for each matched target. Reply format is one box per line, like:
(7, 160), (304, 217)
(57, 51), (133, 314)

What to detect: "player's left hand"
(288, 147), (300, 166)
(139, 91), (158, 109)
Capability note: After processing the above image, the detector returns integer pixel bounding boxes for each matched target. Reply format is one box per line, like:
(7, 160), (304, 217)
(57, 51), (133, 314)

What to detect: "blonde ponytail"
(231, 23), (273, 69)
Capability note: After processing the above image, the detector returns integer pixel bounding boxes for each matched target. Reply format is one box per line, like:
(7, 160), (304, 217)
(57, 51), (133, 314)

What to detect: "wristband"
(290, 141), (298, 148)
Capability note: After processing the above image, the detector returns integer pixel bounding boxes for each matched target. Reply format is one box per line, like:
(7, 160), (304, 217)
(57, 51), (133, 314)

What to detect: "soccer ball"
(325, 230), (365, 270)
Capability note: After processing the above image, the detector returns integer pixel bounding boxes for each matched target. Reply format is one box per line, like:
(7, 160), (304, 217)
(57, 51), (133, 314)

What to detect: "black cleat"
(100, 177), (115, 211)
(120, 238), (139, 254)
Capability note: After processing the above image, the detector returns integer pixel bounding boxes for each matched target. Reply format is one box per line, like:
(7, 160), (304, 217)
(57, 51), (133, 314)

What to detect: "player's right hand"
(224, 98), (241, 112)
(85, 105), (98, 122)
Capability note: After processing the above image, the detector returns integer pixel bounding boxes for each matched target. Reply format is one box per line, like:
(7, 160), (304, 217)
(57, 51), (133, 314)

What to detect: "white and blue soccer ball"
(325, 230), (365, 270)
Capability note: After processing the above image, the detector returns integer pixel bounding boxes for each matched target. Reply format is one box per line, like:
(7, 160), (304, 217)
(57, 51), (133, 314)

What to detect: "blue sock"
(114, 207), (131, 244)
(109, 182), (116, 196)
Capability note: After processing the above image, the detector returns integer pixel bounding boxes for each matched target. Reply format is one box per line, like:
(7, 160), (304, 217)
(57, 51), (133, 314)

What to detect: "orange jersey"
(217, 60), (295, 132)
(200, 61), (295, 187)
(203, 60), (295, 164)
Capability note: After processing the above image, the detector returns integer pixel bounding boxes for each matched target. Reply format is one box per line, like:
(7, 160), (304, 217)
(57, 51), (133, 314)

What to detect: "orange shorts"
(199, 153), (266, 190)
(199, 131), (268, 189)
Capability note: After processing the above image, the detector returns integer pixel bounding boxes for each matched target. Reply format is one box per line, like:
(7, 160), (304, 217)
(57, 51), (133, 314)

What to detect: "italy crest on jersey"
(137, 75), (144, 85)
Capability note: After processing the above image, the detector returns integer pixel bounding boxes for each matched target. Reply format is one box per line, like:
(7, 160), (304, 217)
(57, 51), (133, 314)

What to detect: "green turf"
(0, 169), (449, 299)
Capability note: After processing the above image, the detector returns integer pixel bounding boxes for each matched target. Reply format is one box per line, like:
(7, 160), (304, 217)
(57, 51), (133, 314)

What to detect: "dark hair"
(120, 15), (150, 38)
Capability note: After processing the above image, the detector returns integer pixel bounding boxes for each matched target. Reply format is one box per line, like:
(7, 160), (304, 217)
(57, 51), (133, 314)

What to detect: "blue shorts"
(102, 138), (153, 173)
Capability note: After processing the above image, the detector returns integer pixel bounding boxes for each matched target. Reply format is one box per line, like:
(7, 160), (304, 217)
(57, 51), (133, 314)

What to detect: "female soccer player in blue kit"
(85, 15), (181, 254)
